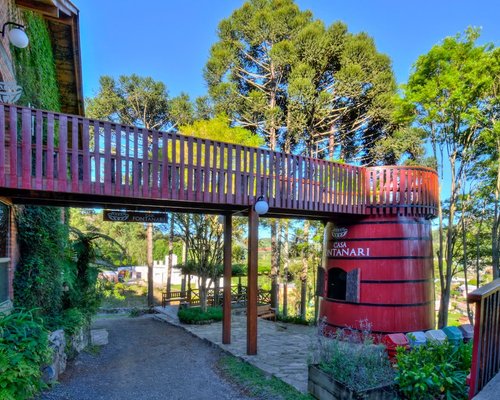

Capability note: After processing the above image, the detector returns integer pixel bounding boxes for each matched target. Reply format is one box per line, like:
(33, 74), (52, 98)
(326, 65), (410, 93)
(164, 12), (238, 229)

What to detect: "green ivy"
(13, 206), (68, 325)
(0, 309), (52, 400)
(11, 10), (61, 111)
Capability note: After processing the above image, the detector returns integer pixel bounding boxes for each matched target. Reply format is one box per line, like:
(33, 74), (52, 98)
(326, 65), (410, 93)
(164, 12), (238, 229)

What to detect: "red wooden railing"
(0, 104), (439, 217)
(468, 279), (500, 398)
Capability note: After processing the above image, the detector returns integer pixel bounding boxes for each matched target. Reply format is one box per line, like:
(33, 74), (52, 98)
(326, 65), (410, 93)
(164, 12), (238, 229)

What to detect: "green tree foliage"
(179, 114), (264, 147)
(13, 207), (68, 322)
(402, 28), (499, 327)
(86, 74), (170, 130)
(205, 0), (312, 151)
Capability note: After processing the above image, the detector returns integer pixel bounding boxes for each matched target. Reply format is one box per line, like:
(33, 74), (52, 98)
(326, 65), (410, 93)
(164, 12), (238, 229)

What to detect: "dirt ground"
(38, 315), (253, 400)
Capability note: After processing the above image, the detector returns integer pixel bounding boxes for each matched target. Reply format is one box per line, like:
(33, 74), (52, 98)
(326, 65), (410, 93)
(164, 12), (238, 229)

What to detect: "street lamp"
(1, 22), (29, 48)
(254, 196), (269, 215)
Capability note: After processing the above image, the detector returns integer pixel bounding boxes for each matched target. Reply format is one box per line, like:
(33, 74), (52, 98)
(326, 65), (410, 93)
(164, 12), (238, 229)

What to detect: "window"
(327, 268), (347, 300)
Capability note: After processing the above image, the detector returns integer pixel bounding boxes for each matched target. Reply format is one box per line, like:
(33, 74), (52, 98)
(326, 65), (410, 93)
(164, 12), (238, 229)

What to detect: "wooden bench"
(161, 291), (186, 307)
(257, 305), (276, 321)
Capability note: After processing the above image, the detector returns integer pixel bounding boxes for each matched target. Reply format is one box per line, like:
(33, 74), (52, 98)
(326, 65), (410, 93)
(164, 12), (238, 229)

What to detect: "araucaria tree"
(205, 0), (400, 313)
(403, 28), (499, 327)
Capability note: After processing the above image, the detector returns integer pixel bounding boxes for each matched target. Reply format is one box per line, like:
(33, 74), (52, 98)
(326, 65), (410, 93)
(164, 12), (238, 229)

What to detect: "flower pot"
(308, 365), (396, 400)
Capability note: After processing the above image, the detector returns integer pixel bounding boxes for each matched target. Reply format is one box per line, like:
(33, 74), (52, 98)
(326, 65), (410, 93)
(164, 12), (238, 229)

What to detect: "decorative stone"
(91, 329), (109, 346)
(46, 329), (67, 382)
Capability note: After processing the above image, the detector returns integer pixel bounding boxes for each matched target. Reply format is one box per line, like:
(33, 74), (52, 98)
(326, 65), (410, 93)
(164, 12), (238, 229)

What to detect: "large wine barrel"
(319, 215), (435, 334)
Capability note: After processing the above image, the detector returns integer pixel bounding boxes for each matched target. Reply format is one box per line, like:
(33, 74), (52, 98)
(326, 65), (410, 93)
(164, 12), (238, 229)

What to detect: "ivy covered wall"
(12, 10), (61, 111)
(11, 11), (66, 323)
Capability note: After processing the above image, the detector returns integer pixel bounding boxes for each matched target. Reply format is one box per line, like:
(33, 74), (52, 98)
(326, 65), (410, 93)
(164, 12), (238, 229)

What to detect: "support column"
(222, 214), (232, 344)
(247, 207), (258, 355)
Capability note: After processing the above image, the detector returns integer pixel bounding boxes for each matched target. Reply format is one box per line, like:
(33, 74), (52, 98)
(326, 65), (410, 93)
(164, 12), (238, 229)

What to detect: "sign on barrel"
(103, 210), (168, 223)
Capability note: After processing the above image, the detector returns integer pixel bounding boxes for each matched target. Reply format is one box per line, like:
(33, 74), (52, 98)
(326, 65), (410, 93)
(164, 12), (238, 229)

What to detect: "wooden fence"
(468, 279), (500, 398)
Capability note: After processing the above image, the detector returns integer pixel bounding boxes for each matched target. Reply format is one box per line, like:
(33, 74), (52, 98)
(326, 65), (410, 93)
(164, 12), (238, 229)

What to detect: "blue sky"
(79, 0), (499, 100)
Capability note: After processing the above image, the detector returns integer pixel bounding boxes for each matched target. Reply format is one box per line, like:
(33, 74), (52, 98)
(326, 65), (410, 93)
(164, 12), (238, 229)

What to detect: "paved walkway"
(473, 372), (500, 400)
(153, 306), (315, 393)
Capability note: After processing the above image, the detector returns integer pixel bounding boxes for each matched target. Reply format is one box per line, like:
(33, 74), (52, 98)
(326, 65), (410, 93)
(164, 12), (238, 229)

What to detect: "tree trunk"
(283, 220), (289, 317)
(493, 151), (500, 279)
(270, 220), (279, 310)
(461, 205), (473, 324)
(166, 214), (174, 297)
(300, 220), (310, 319)
(180, 240), (187, 296)
(147, 222), (154, 307)
(200, 276), (208, 312)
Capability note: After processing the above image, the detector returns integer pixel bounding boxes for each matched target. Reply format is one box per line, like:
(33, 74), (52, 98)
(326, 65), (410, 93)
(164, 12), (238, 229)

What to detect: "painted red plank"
(234, 145), (242, 205)
(115, 124), (123, 196)
(171, 134), (178, 200)
(21, 109), (31, 189)
(227, 143), (233, 204)
(35, 110), (42, 189)
(103, 122), (112, 195)
(142, 128), (149, 198)
(285, 154), (291, 210)
(161, 132), (168, 198)
(211, 141), (217, 203)
(93, 121), (101, 194)
(186, 136), (194, 201)
(274, 152), (281, 209)
(266, 151), (274, 208)
(0, 106), (4, 187)
(8, 107), (17, 188)
(248, 147), (255, 204)
(152, 129), (159, 198)
(46, 113), (54, 190)
(124, 126), (130, 197)
(179, 135), (185, 200)
(58, 115), (68, 192)
(82, 119), (90, 193)
(132, 126), (139, 197)
(218, 143), (225, 204)
(203, 139), (210, 203)
(71, 117), (79, 193)
(195, 138), (202, 202)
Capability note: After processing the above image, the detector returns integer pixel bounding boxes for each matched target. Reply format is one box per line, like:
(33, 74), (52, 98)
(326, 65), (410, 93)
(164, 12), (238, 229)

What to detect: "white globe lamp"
(254, 196), (269, 215)
(1, 22), (29, 49)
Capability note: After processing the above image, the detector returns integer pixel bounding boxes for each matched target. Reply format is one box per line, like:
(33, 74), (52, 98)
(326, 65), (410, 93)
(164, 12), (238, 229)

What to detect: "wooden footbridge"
(0, 104), (438, 218)
(0, 104), (439, 355)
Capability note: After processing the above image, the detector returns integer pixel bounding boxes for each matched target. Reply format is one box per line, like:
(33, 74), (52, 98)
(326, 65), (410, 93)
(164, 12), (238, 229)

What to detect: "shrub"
(395, 340), (472, 400)
(177, 306), (223, 324)
(276, 313), (313, 326)
(0, 309), (52, 400)
(310, 319), (395, 392)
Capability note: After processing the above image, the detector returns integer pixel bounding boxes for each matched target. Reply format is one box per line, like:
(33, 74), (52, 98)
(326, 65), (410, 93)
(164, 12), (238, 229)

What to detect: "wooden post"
(147, 222), (154, 307)
(222, 214), (232, 344)
(247, 207), (258, 355)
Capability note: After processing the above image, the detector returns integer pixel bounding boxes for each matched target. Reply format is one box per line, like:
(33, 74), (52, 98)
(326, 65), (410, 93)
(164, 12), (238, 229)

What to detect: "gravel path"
(39, 315), (253, 400)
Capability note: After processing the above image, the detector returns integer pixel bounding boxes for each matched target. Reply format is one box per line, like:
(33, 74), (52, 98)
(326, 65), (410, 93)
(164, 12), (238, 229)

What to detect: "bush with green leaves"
(177, 306), (223, 324)
(0, 309), (52, 400)
(395, 340), (472, 400)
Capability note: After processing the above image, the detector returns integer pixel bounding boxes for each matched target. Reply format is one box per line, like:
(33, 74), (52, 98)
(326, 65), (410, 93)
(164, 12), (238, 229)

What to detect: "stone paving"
(153, 306), (315, 393)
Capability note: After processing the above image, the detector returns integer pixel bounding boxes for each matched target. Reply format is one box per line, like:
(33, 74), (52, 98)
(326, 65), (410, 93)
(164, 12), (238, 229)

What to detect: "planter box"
(308, 365), (395, 400)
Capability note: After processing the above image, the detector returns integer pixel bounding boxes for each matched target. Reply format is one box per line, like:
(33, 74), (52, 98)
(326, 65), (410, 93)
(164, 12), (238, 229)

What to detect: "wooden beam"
(222, 214), (232, 344)
(247, 207), (258, 355)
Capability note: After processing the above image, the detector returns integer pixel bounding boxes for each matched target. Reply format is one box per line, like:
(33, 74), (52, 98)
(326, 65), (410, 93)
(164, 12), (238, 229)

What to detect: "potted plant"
(309, 320), (396, 400)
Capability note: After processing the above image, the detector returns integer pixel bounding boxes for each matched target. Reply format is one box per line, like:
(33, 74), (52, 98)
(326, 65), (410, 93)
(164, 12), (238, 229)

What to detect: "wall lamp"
(1, 22), (29, 48)
(254, 196), (269, 215)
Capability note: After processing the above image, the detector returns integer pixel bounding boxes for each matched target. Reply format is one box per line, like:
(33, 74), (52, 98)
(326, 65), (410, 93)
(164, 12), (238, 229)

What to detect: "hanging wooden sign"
(103, 210), (167, 223)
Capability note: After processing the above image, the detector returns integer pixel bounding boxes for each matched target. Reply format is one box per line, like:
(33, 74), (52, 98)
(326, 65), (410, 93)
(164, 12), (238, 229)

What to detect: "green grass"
(217, 356), (313, 400)
(447, 311), (463, 326)
(177, 306), (223, 324)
